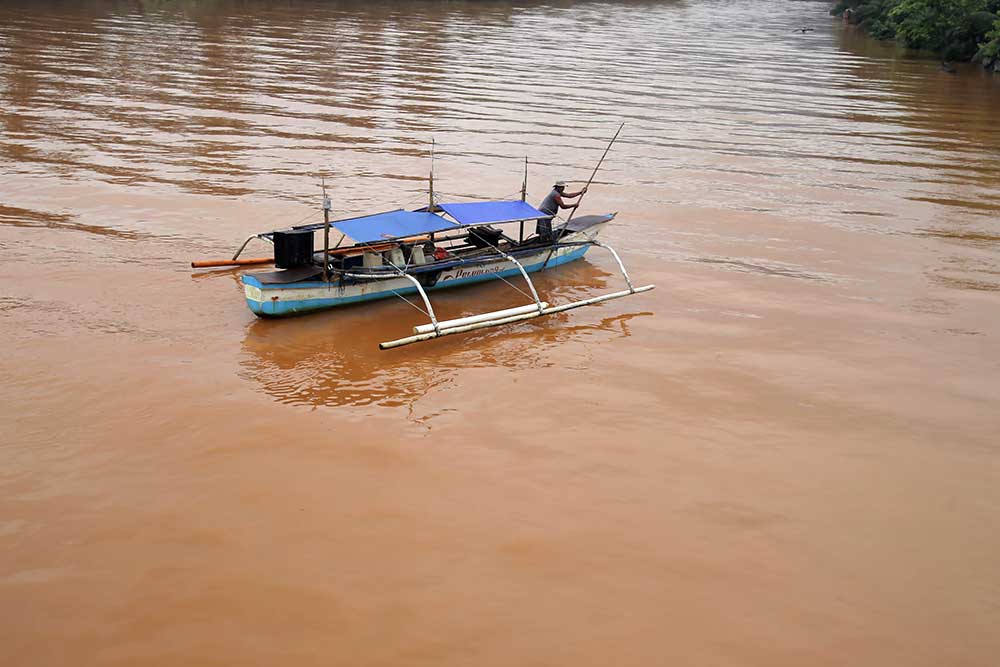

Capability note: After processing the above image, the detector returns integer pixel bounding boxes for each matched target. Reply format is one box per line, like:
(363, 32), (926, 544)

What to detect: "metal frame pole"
(232, 234), (262, 261)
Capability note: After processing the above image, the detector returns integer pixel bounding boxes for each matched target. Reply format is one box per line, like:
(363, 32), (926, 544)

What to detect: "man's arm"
(555, 187), (588, 209)
(555, 195), (576, 210)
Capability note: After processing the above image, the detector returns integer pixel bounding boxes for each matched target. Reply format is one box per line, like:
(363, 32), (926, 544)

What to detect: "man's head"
(554, 181), (566, 193)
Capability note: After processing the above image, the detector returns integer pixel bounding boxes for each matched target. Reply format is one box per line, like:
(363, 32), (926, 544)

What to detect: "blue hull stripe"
(244, 245), (590, 317)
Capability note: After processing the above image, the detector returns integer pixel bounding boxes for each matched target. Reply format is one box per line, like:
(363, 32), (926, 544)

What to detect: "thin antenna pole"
(565, 122), (624, 225)
(322, 175), (331, 282)
(521, 157), (528, 202)
(428, 137), (435, 211)
(520, 156), (528, 243)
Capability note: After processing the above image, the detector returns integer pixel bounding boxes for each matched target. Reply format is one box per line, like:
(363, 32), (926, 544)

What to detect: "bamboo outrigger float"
(195, 127), (654, 349)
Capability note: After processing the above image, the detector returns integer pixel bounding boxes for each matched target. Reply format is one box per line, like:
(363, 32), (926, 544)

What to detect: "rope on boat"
(382, 259), (432, 318)
(289, 208), (321, 228)
(399, 192), (431, 209)
(387, 289), (431, 318)
(381, 251), (534, 321)
(459, 235), (545, 309)
(484, 269), (533, 301)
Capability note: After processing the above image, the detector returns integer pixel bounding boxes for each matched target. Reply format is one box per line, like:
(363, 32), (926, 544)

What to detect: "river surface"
(2, 1), (999, 665)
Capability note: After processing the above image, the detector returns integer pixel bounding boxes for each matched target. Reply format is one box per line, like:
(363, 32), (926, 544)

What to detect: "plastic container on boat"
(386, 248), (405, 267)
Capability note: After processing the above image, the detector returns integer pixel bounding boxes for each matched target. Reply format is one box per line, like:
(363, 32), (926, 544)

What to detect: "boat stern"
(242, 274), (275, 317)
(241, 273), (327, 318)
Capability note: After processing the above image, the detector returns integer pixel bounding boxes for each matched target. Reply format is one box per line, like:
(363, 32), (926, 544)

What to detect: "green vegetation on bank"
(832, 0), (1000, 71)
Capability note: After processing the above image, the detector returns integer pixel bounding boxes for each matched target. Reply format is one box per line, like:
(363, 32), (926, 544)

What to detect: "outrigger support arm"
(397, 272), (441, 335)
(591, 240), (636, 293)
(380, 285), (655, 350)
(379, 239), (653, 350)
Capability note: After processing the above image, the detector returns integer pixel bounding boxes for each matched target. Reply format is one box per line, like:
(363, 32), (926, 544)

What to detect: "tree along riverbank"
(832, 1), (1000, 72)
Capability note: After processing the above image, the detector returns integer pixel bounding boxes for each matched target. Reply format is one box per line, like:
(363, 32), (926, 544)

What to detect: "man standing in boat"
(537, 181), (587, 240)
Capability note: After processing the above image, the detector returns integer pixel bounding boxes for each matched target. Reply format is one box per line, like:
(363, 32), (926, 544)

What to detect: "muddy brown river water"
(2, 1), (1000, 665)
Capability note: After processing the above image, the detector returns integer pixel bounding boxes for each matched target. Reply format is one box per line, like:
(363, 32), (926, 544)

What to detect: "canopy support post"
(521, 157), (527, 202)
(519, 157), (528, 244)
(428, 138), (435, 211)
(322, 176), (331, 282)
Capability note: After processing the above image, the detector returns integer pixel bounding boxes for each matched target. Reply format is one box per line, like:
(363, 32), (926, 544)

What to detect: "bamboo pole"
(541, 123), (625, 270)
(380, 284), (654, 350)
(565, 122), (624, 226)
(412, 302), (550, 335)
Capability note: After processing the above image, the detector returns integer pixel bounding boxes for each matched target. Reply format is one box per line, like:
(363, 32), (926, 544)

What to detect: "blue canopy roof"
(438, 200), (547, 226)
(331, 209), (459, 243)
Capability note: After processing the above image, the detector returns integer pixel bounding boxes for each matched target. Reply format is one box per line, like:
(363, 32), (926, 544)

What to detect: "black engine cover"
(272, 229), (314, 269)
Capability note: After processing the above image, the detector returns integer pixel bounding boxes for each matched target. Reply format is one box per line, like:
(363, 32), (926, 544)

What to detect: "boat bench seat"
(250, 266), (324, 284)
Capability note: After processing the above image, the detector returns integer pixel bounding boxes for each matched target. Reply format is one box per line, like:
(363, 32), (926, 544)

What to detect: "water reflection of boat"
(238, 260), (651, 409)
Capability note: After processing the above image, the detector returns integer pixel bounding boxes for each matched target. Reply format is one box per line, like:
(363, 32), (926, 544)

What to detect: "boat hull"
(241, 229), (598, 318)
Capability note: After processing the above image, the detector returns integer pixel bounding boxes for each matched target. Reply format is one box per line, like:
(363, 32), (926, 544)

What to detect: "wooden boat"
(196, 126), (652, 349)
(222, 197), (653, 349)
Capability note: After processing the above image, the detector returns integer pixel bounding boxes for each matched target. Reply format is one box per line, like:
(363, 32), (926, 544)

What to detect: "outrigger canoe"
(218, 197), (653, 349)
(195, 124), (652, 349)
